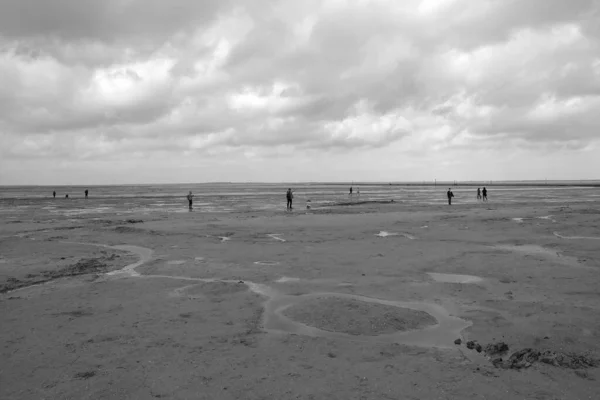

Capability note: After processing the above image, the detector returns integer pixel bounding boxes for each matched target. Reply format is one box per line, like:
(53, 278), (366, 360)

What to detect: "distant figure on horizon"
(65, 194), (69, 199)
(447, 188), (454, 205)
(286, 188), (294, 210)
(349, 186), (353, 199)
(482, 187), (488, 202)
(477, 188), (481, 201)
(53, 191), (56, 199)
(187, 191), (194, 210)
(357, 187), (360, 199)
(85, 189), (88, 199)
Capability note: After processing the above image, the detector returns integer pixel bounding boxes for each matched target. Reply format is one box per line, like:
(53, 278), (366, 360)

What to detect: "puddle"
(267, 234), (286, 242)
(254, 261), (280, 266)
(275, 276), (300, 283)
(194, 257), (205, 262)
(375, 231), (415, 239)
(512, 218), (524, 223)
(538, 216), (556, 222)
(427, 273), (483, 284)
(167, 260), (186, 265)
(219, 237), (231, 242)
(375, 231), (398, 237)
(261, 291), (471, 348)
(493, 244), (586, 268)
(554, 232), (600, 240)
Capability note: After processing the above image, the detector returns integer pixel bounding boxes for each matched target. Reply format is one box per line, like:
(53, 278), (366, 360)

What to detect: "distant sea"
(0, 182), (599, 220)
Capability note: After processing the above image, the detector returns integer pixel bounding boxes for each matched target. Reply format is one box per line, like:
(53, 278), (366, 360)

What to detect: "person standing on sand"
(482, 187), (488, 202)
(349, 186), (353, 197)
(286, 188), (294, 210)
(187, 191), (194, 209)
(53, 191), (56, 198)
(65, 194), (69, 199)
(477, 188), (481, 201)
(447, 188), (454, 205)
(85, 189), (88, 199)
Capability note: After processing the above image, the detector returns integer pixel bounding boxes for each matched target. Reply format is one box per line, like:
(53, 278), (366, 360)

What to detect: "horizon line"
(1, 179), (600, 187)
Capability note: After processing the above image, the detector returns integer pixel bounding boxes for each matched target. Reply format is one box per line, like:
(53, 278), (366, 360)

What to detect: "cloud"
(1, 0), (599, 184)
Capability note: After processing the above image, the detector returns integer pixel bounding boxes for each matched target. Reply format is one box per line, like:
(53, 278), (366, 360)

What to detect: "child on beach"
(482, 187), (488, 201)
(477, 188), (481, 201)
(447, 188), (454, 205)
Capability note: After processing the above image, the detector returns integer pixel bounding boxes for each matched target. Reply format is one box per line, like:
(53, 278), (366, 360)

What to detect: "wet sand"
(1, 200), (600, 399)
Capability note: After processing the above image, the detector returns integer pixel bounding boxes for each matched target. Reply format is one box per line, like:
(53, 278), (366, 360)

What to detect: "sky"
(1, 0), (599, 185)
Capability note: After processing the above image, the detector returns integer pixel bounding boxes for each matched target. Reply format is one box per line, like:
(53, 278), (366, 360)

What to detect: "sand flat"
(1, 200), (600, 399)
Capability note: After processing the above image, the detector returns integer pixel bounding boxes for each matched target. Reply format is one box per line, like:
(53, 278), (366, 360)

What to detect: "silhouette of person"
(53, 191), (56, 198)
(65, 194), (69, 199)
(286, 188), (293, 210)
(477, 188), (481, 201)
(447, 188), (454, 205)
(187, 191), (194, 209)
(85, 189), (88, 199)
(482, 187), (488, 201)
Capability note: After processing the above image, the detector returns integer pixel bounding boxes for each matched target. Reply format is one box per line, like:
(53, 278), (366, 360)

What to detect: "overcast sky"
(1, 0), (599, 184)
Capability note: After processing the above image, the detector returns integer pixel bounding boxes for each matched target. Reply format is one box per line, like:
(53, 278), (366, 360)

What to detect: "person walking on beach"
(53, 191), (56, 199)
(65, 194), (69, 199)
(286, 188), (294, 210)
(349, 186), (353, 198)
(477, 188), (481, 201)
(447, 188), (454, 205)
(187, 191), (194, 210)
(482, 187), (488, 202)
(85, 189), (88, 199)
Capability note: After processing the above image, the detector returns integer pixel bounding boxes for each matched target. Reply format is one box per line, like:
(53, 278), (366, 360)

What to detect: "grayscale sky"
(1, 0), (599, 184)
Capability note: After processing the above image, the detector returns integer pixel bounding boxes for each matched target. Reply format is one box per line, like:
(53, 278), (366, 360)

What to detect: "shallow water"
(554, 232), (600, 240)
(427, 273), (483, 284)
(2, 183), (599, 219)
(267, 234), (286, 242)
(9, 240), (474, 350)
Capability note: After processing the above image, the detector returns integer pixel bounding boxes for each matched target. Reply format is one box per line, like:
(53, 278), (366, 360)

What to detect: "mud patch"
(195, 281), (248, 297)
(282, 296), (437, 336)
(1, 257), (116, 293)
(114, 226), (144, 234)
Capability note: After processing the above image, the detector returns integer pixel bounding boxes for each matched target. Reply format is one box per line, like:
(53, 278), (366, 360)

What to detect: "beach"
(1, 184), (600, 399)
